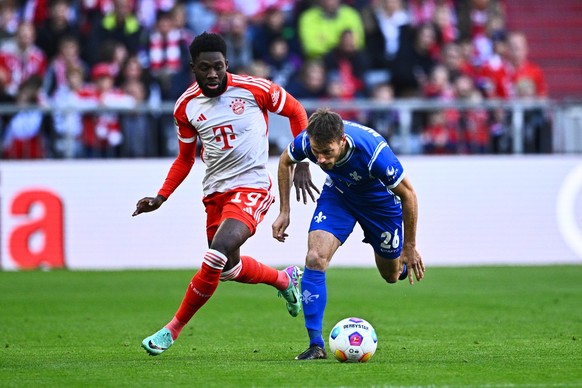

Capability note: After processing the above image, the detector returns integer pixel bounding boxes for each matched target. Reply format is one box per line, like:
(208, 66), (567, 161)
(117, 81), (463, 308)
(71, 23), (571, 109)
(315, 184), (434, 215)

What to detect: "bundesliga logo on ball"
(329, 317), (378, 363)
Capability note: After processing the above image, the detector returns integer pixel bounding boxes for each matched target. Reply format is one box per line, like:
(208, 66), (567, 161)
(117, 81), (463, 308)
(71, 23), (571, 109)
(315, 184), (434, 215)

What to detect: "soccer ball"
(328, 317), (378, 363)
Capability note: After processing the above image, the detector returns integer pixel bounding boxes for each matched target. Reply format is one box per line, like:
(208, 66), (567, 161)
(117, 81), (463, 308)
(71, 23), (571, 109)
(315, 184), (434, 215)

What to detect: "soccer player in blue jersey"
(272, 108), (426, 360)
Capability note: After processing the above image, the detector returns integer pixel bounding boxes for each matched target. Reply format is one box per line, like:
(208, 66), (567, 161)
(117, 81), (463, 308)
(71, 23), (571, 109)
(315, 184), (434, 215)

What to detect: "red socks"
(166, 249), (226, 339)
(165, 252), (289, 340)
(227, 255), (288, 290)
(237, 256), (277, 283)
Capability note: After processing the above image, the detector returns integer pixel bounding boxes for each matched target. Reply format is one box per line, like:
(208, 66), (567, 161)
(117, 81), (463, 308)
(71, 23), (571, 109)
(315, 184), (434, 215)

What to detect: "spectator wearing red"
(0, 58), (12, 94)
(148, 10), (183, 98)
(78, 62), (136, 157)
(423, 64), (455, 100)
(322, 30), (368, 122)
(456, 0), (505, 66)
(408, 0), (437, 26)
(507, 31), (550, 153)
(21, 0), (50, 27)
(475, 32), (510, 153)
(422, 64), (459, 154)
(409, 0), (456, 29)
(2, 75), (52, 159)
(421, 110), (458, 154)
(432, 2), (457, 46)
(506, 31), (547, 98)
(478, 32), (509, 98)
(457, 0), (505, 42)
(323, 29), (368, 99)
(0, 21), (47, 97)
(441, 42), (478, 82)
(453, 74), (490, 153)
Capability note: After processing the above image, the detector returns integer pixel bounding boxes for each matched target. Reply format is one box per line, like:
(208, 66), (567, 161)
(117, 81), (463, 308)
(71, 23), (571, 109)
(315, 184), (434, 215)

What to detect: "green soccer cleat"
(278, 266), (303, 317)
(141, 327), (174, 356)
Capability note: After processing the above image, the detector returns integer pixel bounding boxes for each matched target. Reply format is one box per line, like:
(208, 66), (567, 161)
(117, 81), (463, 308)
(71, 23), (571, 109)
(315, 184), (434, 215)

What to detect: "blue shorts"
(309, 185), (403, 259)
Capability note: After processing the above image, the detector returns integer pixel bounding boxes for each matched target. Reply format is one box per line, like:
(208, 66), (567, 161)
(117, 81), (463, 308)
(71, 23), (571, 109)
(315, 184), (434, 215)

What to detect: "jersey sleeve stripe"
(174, 84), (199, 114)
(387, 171), (406, 189)
(231, 75), (270, 93)
(232, 74), (271, 89)
(287, 144), (302, 162)
(177, 134), (196, 143)
(274, 88), (287, 114)
(368, 142), (387, 171)
(235, 80), (270, 93)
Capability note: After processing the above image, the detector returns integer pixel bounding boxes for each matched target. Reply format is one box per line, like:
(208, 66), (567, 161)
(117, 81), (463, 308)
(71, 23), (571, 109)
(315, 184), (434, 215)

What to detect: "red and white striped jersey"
(169, 72), (307, 196)
(0, 41), (47, 96)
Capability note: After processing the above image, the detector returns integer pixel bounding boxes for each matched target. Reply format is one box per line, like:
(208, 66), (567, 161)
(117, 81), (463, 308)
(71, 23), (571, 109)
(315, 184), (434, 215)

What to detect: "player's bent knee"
(305, 253), (328, 272)
(381, 272), (399, 284)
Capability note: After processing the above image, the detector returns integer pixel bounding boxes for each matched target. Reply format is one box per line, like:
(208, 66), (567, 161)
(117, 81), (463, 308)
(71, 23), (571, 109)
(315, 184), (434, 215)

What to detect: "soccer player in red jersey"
(133, 32), (319, 356)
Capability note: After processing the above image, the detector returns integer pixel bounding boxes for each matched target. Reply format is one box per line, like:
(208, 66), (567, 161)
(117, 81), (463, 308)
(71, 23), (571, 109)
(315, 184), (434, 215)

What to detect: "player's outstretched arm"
(293, 161), (320, 204)
(132, 195), (167, 216)
(133, 136), (196, 217)
(272, 150), (296, 242)
(391, 176), (425, 284)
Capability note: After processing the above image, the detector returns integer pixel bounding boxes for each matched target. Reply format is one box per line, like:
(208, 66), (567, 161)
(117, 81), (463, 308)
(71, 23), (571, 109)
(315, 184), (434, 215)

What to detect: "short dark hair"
(189, 32), (227, 62)
(306, 108), (344, 145)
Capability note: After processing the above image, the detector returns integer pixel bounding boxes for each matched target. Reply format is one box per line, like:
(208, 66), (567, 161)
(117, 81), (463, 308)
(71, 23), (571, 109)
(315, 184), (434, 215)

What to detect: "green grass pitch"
(1, 266), (581, 387)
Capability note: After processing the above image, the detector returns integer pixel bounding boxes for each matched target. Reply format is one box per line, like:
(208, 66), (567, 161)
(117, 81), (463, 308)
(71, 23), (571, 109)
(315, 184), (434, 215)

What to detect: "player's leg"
(355, 201), (407, 283)
(296, 188), (355, 360)
(142, 193), (248, 355)
(142, 246), (231, 356)
(295, 229), (342, 360)
(222, 255), (302, 316)
(374, 253), (407, 283)
(216, 188), (303, 316)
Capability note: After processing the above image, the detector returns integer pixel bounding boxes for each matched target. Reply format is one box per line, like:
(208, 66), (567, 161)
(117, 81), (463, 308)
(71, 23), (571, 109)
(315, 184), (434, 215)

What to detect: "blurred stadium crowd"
(0, 0), (551, 159)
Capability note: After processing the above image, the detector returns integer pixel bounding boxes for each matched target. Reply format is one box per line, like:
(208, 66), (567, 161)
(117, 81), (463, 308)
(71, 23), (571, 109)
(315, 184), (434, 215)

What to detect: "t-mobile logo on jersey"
(213, 125), (236, 149)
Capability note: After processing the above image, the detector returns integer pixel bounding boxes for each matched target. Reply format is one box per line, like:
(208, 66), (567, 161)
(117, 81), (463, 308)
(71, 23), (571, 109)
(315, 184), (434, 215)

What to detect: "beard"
(199, 78), (227, 98)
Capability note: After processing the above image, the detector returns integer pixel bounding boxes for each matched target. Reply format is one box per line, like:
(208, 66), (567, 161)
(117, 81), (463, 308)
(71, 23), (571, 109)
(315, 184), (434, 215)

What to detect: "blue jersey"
(287, 121), (406, 258)
(288, 120), (405, 203)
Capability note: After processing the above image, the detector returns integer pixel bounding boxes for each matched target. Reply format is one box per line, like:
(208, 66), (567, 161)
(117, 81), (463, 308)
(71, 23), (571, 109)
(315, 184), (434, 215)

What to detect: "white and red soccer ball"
(328, 317), (378, 363)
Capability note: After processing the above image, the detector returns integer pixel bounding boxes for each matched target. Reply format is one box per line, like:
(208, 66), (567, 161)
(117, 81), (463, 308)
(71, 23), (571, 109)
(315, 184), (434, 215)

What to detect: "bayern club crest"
(230, 98), (246, 115)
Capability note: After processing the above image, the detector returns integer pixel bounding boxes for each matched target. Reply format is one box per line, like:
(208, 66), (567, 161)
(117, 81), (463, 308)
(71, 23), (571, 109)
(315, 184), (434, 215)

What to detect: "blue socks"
(301, 267), (327, 348)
